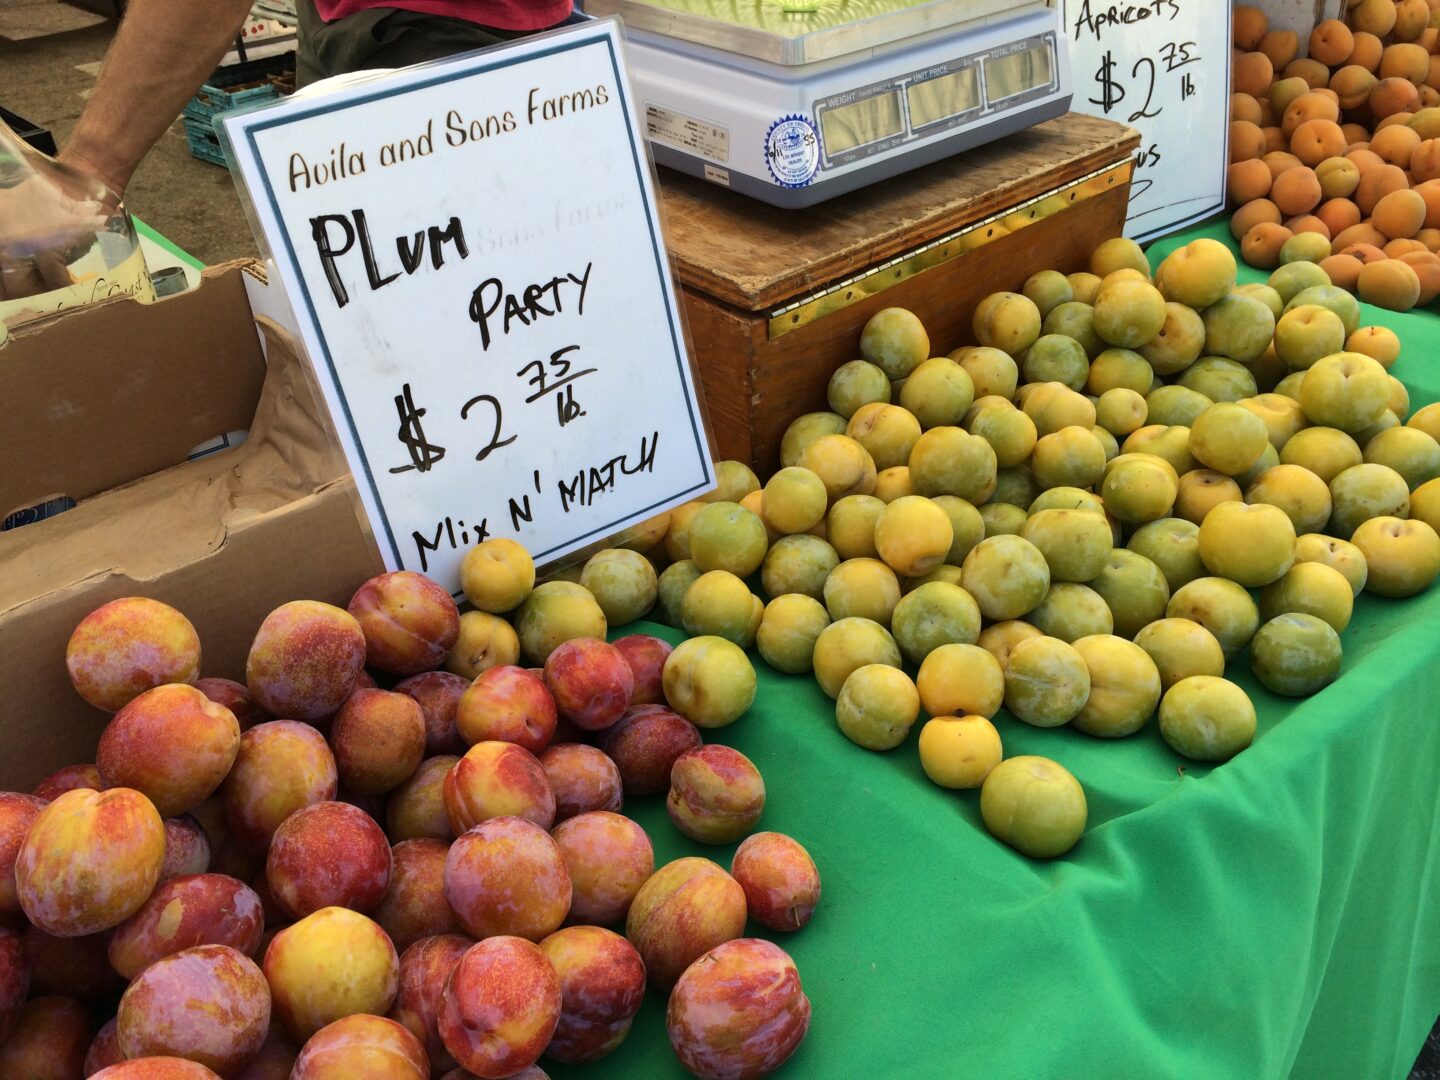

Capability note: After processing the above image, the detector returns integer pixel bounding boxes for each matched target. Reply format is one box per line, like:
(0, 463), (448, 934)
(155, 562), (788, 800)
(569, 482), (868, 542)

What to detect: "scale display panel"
(907, 67), (980, 129)
(984, 42), (1053, 100)
(819, 91), (905, 154)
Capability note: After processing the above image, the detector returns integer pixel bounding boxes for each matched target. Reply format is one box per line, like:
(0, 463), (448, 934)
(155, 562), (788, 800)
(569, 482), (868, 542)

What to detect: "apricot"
(1232, 92), (1263, 126)
(1315, 196), (1362, 237)
(1414, 139), (1440, 182)
(1383, 42), (1430, 83)
(1311, 19), (1354, 66)
(1372, 125), (1422, 170)
(1348, 30), (1385, 72)
(1318, 253), (1364, 288)
(1285, 214), (1331, 239)
(1416, 179), (1440, 227)
(1339, 241), (1388, 264)
(1283, 92), (1338, 138)
(1358, 258), (1423, 309)
(1395, 0), (1432, 40)
(1399, 249), (1440, 301)
(1243, 222), (1295, 267)
(1263, 126), (1289, 153)
(1234, 5), (1268, 50)
(1373, 189), (1427, 241)
(1373, 77), (1423, 119)
(1234, 53), (1274, 98)
(1388, 238), (1430, 257)
(1231, 198), (1282, 240)
(1352, 0), (1399, 36)
(1231, 120), (1267, 162)
(1289, 119), (1345, 167)
(1286, 58), (1330, 89)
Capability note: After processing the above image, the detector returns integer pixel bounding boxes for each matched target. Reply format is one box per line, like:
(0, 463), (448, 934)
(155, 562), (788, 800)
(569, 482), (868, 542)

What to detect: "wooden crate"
(658, 112), (1141, 474)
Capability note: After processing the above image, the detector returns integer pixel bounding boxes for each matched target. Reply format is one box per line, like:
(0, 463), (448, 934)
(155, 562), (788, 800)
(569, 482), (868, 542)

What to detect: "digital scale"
(583, 0), (1073, 207)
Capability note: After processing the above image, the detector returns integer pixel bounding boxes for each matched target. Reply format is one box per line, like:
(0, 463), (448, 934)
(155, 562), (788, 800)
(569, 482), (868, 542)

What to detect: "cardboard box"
(0, 262), (383, 792)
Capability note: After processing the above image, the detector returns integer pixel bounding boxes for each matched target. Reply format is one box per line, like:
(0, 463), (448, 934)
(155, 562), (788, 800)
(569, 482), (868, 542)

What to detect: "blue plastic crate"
(183, 117), (229, 167)
(182, 79), (279, 126)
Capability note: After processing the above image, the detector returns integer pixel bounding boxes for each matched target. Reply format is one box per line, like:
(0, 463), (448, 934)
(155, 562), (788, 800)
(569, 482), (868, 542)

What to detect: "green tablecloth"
(549, 220), (1440, 1080)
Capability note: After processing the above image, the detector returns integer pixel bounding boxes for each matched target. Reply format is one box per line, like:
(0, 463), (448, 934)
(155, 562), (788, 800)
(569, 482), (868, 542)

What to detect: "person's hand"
(0, 152), (122, 305)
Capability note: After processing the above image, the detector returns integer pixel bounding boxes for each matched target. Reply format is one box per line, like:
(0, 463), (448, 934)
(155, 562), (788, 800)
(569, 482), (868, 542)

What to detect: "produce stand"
(665, 112), (1137, 473)
(548, 221), (1440, 1080)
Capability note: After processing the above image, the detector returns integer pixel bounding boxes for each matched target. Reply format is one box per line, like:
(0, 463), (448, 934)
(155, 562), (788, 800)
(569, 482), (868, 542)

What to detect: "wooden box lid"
(658, 112), (1139, 313)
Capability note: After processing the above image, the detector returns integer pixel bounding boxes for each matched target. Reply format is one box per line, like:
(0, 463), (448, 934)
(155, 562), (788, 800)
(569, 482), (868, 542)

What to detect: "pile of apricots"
(1228, 0), (1440, 310)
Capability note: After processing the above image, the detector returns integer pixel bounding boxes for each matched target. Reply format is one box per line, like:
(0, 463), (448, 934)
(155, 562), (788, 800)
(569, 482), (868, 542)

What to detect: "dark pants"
(294, 0), (557, 86)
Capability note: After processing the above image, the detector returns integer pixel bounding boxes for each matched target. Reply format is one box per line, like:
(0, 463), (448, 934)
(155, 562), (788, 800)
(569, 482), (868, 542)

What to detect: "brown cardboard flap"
(0, 262), (269, 513)
(0, 301), (383, 791)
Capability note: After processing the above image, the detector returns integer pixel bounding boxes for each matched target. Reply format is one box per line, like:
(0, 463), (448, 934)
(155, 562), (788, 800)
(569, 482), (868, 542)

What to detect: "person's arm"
(59, 0), (257, 196)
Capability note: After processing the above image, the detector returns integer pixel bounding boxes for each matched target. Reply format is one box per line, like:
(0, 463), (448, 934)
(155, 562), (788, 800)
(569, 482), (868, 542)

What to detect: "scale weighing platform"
(584, 0), (1073, 207)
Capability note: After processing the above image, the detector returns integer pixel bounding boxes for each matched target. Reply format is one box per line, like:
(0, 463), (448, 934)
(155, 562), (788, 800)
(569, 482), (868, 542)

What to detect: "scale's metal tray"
(586, 0), (1048, 65)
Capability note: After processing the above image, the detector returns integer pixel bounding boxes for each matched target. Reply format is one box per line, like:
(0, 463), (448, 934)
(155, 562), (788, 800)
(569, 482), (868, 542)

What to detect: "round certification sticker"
(765, 115), (820, 188)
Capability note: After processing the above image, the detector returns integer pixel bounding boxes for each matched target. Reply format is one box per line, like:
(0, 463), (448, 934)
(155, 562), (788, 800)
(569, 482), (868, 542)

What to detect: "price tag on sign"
(1061, 1), (1232, 242)
(220, 18), (715, 595)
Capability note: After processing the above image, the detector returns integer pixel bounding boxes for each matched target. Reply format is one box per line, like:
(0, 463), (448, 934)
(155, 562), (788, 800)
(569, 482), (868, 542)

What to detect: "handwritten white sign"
(1062, 1), (1233, 242)
(220, 19), (714, 594)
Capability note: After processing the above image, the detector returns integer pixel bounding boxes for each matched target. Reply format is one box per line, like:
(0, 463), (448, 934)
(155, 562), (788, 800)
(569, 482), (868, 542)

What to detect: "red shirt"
(314, 0), (573, 30)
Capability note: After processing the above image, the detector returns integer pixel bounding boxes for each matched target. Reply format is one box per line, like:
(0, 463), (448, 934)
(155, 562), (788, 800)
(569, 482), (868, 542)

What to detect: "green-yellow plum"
(847, 403), (923, 471)
(1328, 463), (1411, 537)
(656, 560), (703, 627)
(516, 581), (607, 665)
(1273, 304), (1346, 370)
(1280, 426), (1362, 483)
(1166, 577), (1261, 660)
(1122, 426), (1196, 476)
(1273, 370), (1306, 401)
(761, 535), (838, 601)
(798, 435), (877, 502)
(1189, 402), (1270, 476)
(756, 594), (830, 675)
(835, 665), (920, 751)
(1146, 385), (1213, 428)
(1026, 584), (1114, 643)
(861, 307), (930, 380)
(961, 535), (1051, 620)
(1156, 237), (1237, 308)
(1093, 280), (1167, 349)
(1021, 334), (1089, 391)
(976, 620), (1043, 671)
(1158, 676), (1256, 761)
(1411, 477), (1440, 536)
(1293, 533), (1368, 596)
(1128, 517), (1205, 592)
(1088, 548), (1172, 637)
(1101, 454), (1179, 523)
(1299, 352), (1390, 433)
(761, 468), (829, 536)
(916, 642), (1004, 719)
(1140, 302), (1207, 375)
(1267, 260), (1330, 304)
(581, 548), (658, 626)
(917, 715), (1004, 790)
(1091, 236), (1150, 277)
(1133, 618), (1226, 691)
(903, 564), (967, 592)
(1259, 562), (1353, 631)
(663, 636), (757, 728)
(780, 412), (847, 468)
(826, 494), (885, 560)
(1045, 298), (1106, 359)
(1070, 635), (1162, 738)
(889, 582), (981, 666)
(874, 496), (954, 577)
(1197, 501), (1296, 586)
(900, 358), (974, 429)
(1002, 635), (1091, 728)
(1284, 285), (1360, 335)
(1350, 516), (1440, 596)
(682, 571), (762, 648)
(811, 617), (902, 699)
(827, 359), (891, 418)
(1178, 356), (1259, 402)
(1364, 426), (1440, 489)
(873, 464), (914, 504)
(1096, 388), (1148, 436)
(1233, 283), (1283, 321)
(823, 558), (901, 626)
(1020, 508), (1112, 582)
(1233, 441), (1280, 490)
(1250, 613), (1342, 697)
(1174, 469), (1242, 524)
(1236, 394), (1306, 450)
(688, 502), (768, 578)
(1201, 293), (1275, 364)
(908, 427), (998, 503)
(981, 503), (1027, 537)
(951, 346), (1019, 400)
(1031, 426), (1107, 490)
(1022, 269), (1073, 318)
(1245, 464), (1333, 534)
(1028, 487), (1106, 516)
(973, 291), (1042, 355)
(1021, 382), (1097, 436)
(979, 756), (1087, 859)
(931, 495), (985, 565)
(967, 403), (1038, 468)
